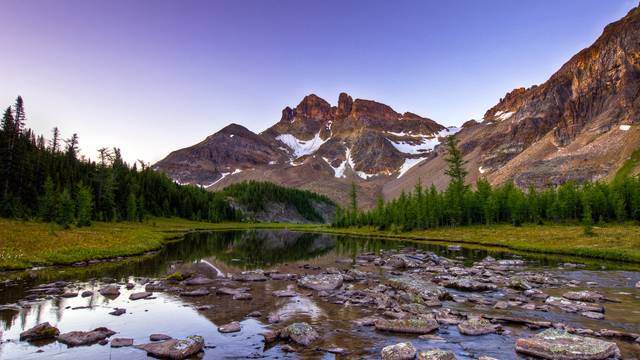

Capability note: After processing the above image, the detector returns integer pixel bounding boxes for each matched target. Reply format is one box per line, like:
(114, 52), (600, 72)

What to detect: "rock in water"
(515, 329), (620, 360)
(184, 276), (215, 286)
(111, 338), (133, 348)
(279, 322), (319, 346)
(129, 291), (152, 300)
(445, 278), (497, 292)
(387, 276), (449, 301)
(109, 308), (126, 316)
(375, 318), (439, 334)
(418, 349), (457, 360)
(297, 274), (343, 291)
(218, 321), (241, 333)
(136, 336), (204, 360)
(58, 327), (116, 346)
(180, 288), (210, 297)
(233, 271), (267, 282)
(381, 342), (417, 360)
(562, 290), (604, 303)
(458, 317), (498, 336)
(98, 285), (120, 298)
(150, 334), (172, 341)
(20, 322), (60, 341)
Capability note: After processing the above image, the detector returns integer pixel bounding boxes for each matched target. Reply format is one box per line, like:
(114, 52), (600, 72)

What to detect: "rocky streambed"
(0, 230), (639, 359)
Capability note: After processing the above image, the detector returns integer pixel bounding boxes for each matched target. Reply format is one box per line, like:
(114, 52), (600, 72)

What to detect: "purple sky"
(1, 0), (636, 164)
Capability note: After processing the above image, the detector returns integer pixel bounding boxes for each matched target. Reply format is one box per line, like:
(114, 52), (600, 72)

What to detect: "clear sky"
(1, 0), (636, 164)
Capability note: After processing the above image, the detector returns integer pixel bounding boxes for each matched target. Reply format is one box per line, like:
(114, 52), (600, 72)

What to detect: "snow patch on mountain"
(277, 132), (328, 158)
(386, 127), (458, 155)
(494, 111), (515, 121)
(397, 157), (427, 178)
(323, 157), (346, 178)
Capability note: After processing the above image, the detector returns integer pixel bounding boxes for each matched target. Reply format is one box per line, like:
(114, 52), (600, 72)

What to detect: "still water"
(0, 230), (639, 359)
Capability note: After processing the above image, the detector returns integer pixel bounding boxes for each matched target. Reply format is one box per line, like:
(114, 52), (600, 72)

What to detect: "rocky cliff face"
(154, 93), (455, 207)
(385, 4), (640, 198)
(156, 4), (640, 206)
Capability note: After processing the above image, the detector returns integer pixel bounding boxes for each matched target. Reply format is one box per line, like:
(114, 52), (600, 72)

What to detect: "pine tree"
(126, 191), (137, 221)
(57, 189), (75, 229)
(444, 135), (468, 187)
(13, 96), (25, 134)
(49, 127), (61, 153)
(39, 176), (58, 222)
(582, 194), (594, 236)
(76, 184), (93, 227)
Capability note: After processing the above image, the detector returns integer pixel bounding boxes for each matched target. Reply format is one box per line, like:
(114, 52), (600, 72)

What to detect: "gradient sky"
(1, 0), (636, 164)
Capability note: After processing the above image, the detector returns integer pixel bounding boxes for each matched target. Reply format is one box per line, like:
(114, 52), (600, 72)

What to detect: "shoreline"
(1, 218), (640, 272)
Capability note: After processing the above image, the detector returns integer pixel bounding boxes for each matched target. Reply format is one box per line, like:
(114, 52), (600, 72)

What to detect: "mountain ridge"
(155, 3), (640, 207)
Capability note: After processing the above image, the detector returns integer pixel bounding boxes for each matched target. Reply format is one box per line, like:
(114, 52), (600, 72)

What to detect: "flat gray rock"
(515, 329), (620, 360)
(111, 338), (133, 348)
(129, 291), (152, 300)
(381, 342), (417, 360)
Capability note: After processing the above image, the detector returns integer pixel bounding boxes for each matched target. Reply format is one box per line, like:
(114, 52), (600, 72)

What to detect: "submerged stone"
(515, 329), (620, 360)
(111, 338), (133, 348)
(218, 321), (241, 333)
(381, 342), (417, 360)
(180, 288), (210, 297)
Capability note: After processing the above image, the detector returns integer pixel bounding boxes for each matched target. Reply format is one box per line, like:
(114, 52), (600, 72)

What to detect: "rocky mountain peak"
(337, 92), (353, 118)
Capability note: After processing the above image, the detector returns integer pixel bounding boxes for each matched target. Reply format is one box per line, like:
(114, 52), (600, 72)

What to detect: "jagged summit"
(154, 92), (455, 206)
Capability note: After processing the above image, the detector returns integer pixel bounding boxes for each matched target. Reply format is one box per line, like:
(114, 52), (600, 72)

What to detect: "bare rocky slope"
(155, 4), (640, 207)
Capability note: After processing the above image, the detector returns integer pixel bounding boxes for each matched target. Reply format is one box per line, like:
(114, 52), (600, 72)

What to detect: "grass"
(614, 147), (640, 182)
(2, 218), (640, 271)
(310, 224), (640, 263)
(0, 218), (308, 271)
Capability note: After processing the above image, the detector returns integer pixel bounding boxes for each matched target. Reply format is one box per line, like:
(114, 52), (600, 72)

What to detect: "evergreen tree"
(39, 176), (58, 222)
(57, 189), (75, 229)
(76, 184), (93, 227)
(126, 191), (137, 221)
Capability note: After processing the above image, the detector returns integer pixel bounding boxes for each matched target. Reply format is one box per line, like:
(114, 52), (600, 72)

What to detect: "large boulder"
(58, 327), (116, 347)
(19, 322), (60, 341)
(375, 318), (439, 334)
(279, 322), (319, 346)
(515, 329), (620, 360)
(381, 342), (417, 360)
(136, 335), (204, 359)
(298, 274), (343, 291)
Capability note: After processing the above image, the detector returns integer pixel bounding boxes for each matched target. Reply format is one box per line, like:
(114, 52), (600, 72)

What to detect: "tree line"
(334, 136), (640, 233)
(222, 180), (335, 222)
(0, 96), (240, 227)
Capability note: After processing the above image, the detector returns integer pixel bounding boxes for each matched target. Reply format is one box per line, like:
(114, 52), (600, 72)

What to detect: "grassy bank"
(309, 224), (640, 263)
(2, 218), (640, 270)
(0, 218), (308, 271)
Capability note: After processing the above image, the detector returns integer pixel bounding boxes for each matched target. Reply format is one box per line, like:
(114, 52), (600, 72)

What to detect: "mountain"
(155, 4), (640, 207)
(385, 4), (640, 198)
(153, 93), (457, 207)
